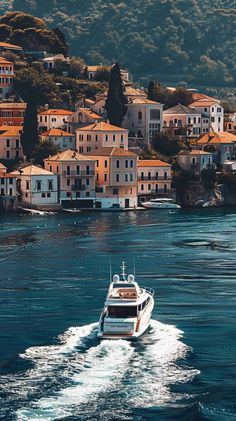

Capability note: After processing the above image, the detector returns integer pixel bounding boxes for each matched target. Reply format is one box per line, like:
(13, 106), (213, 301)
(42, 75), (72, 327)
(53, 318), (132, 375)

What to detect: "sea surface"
(0, 209), (236, 421)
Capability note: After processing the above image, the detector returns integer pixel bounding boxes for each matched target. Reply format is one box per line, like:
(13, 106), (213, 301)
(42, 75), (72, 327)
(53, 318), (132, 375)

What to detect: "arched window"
(138, 111), (142, 120)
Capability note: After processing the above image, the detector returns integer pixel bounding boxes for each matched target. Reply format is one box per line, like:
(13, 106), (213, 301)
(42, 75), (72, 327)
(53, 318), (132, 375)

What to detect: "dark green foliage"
(105, 62), (127, 127)
(218, 172), (236, 192)
(11, 0), (236, 86)
(33, 139), (59, 165)
(152, 134), (181, 156)
(95, 67), (111, 82)
(0, 11), (67, 55)
(20, 101), (39, 161)
(148, 82), (193, 108)
(201, 168), (217, 189)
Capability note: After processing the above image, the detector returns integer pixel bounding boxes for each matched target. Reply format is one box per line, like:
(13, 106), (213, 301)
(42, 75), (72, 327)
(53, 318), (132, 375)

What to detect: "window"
(79, 147), (83, 153)
(86, 165), (90, 175)
(116, 160), (120, 168)
(49, 165), (52, 172)
(66, 192), (71, 197)
(155, 172), (158, 180)
(66, 165), (70, 175)
(105, 134), (108, 141)
(15, 151), (19, 159)
(6, 151), (10, 159)
(113, 188), (118, 195)
(86, 191), (90, 197)
(130, 160), (134, 168)
(113, 134), (116, 142)
(36, 181), (41, 191)
(67, 179), (70, 186)
(25, 192), (28, 197)
(108, 306), (137, 318)
(9, 178), (13, 185)
(125, 160), (128, 168)
(141, 171), (144, 180)
(121, 135), (124, 142)
(47, 193), (51, 197)
(26, 181), (30, 190)
(79, 134), (83, 141)
(87, 135), (91, 141)
(116, 174), (120, 182)
(1, 178), (4, 185)
(164, 172), (167, 180)
(130, 173), (133, 182)
(141, 184), (144, 191)
(86, 179), (89, 186)
(191, 157), (196, 164)
(148, 184), (151, 190)
(57, 166), (59, 173)
(104, 173), (107, 182)
(138, 111), (142, 120)
(95, 135), (98, 142)
(48, 180), (53, 190)
(105, 160), (108, 168)
(211, 117), (215, 122)
(204, 108), (207, 112)
(125, 174), (128, 182)
(6, 139), (10, 147)
(212, 107), (214, 112)
(148, 172), (151, 180)
(217, 108), (221, 113)
(218, 117), (221, 122)
(42, 193), (46, 198)
(193, 117), (196, 124)
(150, 109), (160, 120)
(87, 147), (91, 152)
(76, 165), (80, 175)
(9, 188), (12, 196)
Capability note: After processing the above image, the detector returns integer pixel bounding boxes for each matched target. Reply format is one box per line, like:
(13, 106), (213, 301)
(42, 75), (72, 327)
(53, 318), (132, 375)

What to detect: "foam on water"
(12, 320), (199, 420)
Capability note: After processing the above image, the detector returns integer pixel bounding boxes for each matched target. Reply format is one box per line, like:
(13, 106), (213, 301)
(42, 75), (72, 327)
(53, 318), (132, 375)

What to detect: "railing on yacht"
(142, 286), (155, 297)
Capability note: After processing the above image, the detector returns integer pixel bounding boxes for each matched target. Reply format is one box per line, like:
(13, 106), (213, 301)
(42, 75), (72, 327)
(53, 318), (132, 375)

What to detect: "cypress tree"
(147, 80), (156, 100)
(105, 62), (127, 127)
(20, 101), (39, 162)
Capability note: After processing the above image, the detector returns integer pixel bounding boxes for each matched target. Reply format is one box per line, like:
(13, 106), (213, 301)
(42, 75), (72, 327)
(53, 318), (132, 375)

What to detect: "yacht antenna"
(120, 261), (126, 281)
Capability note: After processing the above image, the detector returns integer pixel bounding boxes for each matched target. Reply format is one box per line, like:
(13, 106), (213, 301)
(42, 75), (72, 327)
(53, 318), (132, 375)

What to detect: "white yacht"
(141, 198), (181, 209)
(97, 262), (154, 340)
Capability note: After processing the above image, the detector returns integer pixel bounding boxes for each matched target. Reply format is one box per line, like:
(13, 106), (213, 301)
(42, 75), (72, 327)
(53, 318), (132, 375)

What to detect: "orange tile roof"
(40, 128), (74, 137)
(77, 108), (103, 120)
(0, 42), (22, 50)
(0, 56), (14, 65)
(38, 109), (74, 116)
(188, 150), (212, 155)
(0, 125), (23, 136)
(190, 100), (220, 107)
(44, 149), (96, 162)
(192, 93), (218, 102)
(90, 147), (137, 157)
(76, 121), (127, 132)
(197, 132), (236, 145)
(138, 159), (171, 167)
(10, 165), (55, 176)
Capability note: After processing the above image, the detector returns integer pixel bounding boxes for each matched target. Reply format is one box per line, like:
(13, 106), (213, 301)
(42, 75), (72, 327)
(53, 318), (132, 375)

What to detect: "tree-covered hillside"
(9, 0), (236, 86)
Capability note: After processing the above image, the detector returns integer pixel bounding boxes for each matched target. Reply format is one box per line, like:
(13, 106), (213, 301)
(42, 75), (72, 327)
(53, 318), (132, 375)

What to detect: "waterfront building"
(0, 56), (14, 100)
(0, 163), (17, 211)
(89, 147), (138, 209)
(177, 150), (214, 174)
(38, 109), (74, 132)
(137, 160), (172, 202)
(163, 104), (209, 138)
(10, 165), (59, 210)
(44, 149), (96, 209)
(196, 132), (236, 164)
(123, 99), (163, 143)
(0, 125), (24, 160)
(76, 121), (128, 154)
(0, 102), (26, 126)
(224, 113), (236, 133)
(39, 128), (76, 151)
(190, 99), (224, 132)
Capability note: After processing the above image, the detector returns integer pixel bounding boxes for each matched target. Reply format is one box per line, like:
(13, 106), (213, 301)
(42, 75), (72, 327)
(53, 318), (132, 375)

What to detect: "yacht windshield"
(108, 306), (137, 318)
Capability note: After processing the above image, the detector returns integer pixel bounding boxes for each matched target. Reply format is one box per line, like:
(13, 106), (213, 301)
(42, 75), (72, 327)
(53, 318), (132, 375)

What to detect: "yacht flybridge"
(97, 262), (154, 340)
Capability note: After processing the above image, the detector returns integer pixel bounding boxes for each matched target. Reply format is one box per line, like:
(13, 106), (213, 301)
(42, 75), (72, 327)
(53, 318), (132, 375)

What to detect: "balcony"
(71, 184), (86, 191)
(63, 170), (95, 177)
(138, 176), (171, 181)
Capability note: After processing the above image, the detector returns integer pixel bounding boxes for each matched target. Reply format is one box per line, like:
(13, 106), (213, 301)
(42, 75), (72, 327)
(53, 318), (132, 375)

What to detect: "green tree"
(105, 62), (127, 127)
(20, 101), (39, 162)
(33, 140), (59, 165)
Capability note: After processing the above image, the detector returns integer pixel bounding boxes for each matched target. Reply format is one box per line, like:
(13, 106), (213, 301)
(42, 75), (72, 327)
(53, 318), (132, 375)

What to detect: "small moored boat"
(141, 198), (181, 209)
(97, 262), (154, 340)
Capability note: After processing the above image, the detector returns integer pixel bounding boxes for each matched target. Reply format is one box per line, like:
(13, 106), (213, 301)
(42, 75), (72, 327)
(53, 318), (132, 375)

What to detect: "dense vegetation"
(9, 0), (236, 87)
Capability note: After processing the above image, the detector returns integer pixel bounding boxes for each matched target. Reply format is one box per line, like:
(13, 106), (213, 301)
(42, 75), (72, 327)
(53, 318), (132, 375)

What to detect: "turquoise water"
(0, 209), (236, 420)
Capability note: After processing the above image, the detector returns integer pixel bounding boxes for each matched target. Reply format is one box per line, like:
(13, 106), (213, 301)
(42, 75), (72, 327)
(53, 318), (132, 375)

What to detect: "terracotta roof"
(190, 100), (220, 108)
(0, 102), (26, 109)
(38, 109), (74, 116)
(138, 159), (171, 167)
(77, 108), (103, 120)
(0, 56), (13, 65)
(129, 98), (162, 105)
(192, 93), (218, 102)
(188, 150), (212, 155)
(76, 121), (127, 132)
(0, 42), (22, 50)
(164, 104), (200, 115)
(10, 165), (55, 176)
(44, 149), (96, 162)
(40, 128), (74, 137)
(197, 132), (236, 145)
(0, 125), (23, 136)
(90, 147), (137, 157)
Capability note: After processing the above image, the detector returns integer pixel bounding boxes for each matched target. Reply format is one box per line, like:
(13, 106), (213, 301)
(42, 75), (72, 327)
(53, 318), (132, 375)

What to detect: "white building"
(10, 165), (59, 210)
(163, 104), (209, 138)
(123, 99), (163, 142)
(39, 128), (76, 151)
(76, 121), (128, 154)
(38, 109), (74, 132)
(177, 150), (214, 174)
(137, 159), (172, 201)
(190, 99), (224, 132)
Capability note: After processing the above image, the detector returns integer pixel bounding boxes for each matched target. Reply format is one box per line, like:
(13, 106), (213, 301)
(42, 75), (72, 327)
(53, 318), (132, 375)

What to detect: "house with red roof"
(38, 109), (74, 132)
(39, 128), (76, 151)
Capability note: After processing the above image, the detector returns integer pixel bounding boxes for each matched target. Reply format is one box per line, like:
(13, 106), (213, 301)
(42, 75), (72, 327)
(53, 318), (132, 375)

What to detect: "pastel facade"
(0, 163), (17, 211)
(0, 57), (14, 100)
(0, 125), (24, 160)
(197, 132), (236, 164)
(40, 128), (76, 151)
(44, 150), (96, 208)
(0, 102), (26, 126)
(224, 113), (236, 133)
(76, 122), (128, 154)
(38, 109), (74, 132)
(123, 99), (163, 141)
(137, 160), (172, 201)
(67, 107), (103, 133)
(90, 147), (138, 209)
(177, 150), (214, 174)
(11, 165), (59, 209)
(190, 100), (224, 132)
(163, 104), (207, 138)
